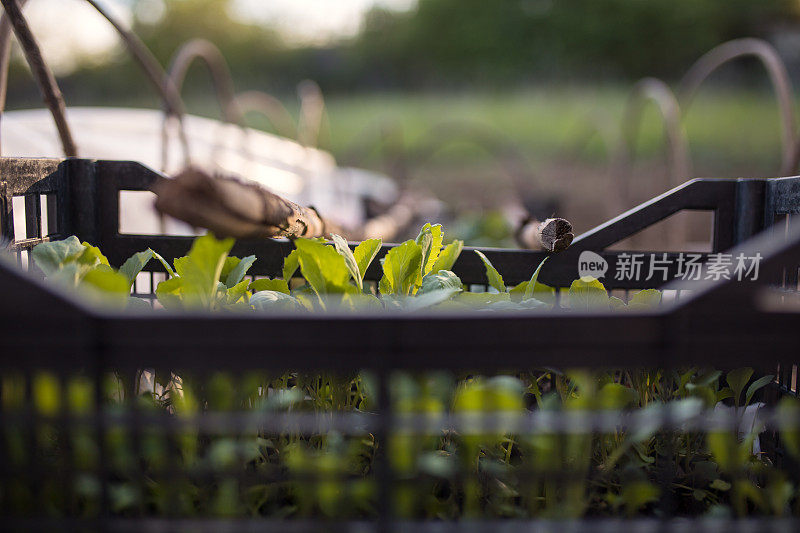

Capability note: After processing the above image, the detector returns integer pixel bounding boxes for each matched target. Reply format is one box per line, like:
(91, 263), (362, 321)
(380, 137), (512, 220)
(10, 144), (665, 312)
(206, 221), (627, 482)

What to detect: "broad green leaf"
(331, 234), (362, 290)
(378, 274), (392, 296)
(726, 367), (753, 406)
(404, 287), (461, 311)
(220, 257), (241, 282)
(745, 374), (774, 405)
(629, 289), (662, 309)
(715, 388), (734, 403)
(224, 255), (256, 288)
(82, 267), (130, 307)
(249, 278), (290, 295)
(474, 250), (505, 293)
(282, 249), (300, 281)
(178, 234), (234, 308)
(380, 240), (423, 296)
(295, 238), (352, 296)
(48, 262), (83, 287)
(225, 279), (250, 305)
(567, 277), (609, 310)
(430, 240), (463, 272)
(120, 249), (155, 288)
(155, 276), (184, 310)
(418, 270), (462, 295)
(341, 292), (384, 312)
(250, 290), (303, 312)
(353, 238), (382, 281)
(31, 236), (85, 276)
(609, 296), (626, 310)
(78, 242), (110, 267)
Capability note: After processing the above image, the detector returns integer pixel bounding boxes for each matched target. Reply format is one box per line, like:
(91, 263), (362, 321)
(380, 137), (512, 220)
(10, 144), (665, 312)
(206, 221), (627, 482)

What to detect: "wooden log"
(154, 167), (339, 239)
(516, 216), (574, 252)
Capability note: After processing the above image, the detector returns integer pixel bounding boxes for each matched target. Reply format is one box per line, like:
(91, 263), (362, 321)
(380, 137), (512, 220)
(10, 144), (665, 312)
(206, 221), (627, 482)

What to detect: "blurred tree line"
(352, 0), (798, 87)
(6, 0), (799, 107)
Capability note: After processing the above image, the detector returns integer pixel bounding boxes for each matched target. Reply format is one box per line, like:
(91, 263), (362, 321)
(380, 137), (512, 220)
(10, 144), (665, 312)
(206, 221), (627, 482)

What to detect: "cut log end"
(517, 217), (574, 252)
(538, 218), (574, 252)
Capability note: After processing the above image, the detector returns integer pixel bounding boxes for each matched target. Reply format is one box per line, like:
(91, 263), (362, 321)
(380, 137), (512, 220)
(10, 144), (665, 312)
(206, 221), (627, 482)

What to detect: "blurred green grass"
(239, 87), (789, 175)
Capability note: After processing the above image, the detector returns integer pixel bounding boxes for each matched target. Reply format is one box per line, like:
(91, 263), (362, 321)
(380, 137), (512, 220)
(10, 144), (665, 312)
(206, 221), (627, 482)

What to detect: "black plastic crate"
(1, 157), (800, 531)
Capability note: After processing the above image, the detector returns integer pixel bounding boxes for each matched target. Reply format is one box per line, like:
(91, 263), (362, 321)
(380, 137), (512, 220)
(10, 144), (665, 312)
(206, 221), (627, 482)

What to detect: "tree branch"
(154, 168), (340, 239)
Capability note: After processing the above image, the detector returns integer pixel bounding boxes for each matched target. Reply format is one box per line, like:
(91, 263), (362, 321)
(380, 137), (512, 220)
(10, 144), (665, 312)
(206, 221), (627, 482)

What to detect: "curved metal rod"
(162, 38), (245, 170)
(616, 78), (691, 248)
(297, 79), (327, 148)
(234, 90), (297, 140)
(84, 0), (190, 166)
(0, 0), (192, 162)
(165, 38), (242, 124)
(0, 0), (24, 155)
(678, 38), (796, 175)
(0, 0), (76, 156)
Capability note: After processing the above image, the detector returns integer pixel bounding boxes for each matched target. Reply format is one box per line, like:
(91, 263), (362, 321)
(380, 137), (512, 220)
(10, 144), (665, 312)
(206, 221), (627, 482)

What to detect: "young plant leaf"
(120, 249), (156, 288)
(474, 250), (505, 293)
(224, 255), (256, 288)
(225, 279), (251, 305)
(295, 238), (352, 297)
(250, 290), (304, 312)
(523, 258), (547, 300)
(31, 236), (86, 276)
(404, 287), (461, 311)
(567, 277), (609, 310)
(379, 240), (423, 296)
(353, 238), (382, 281)
(726, 367), (754, 407)
(430, 240), (463, 272)
(745, 374), (774, 406)
(423, 224), (443, 275)
(81, 266), (130, 306)
(629, 289), (662, 309)
(177, 233), (235, 308)
(155, 276), (184, 310)
(249, 278), (290, 295)
(282, 249), (300, 281)
(78, 242), (110, 267)
(415, 224), (434, 276)
(331, 234), (362, 290)
(418, 270), (462, 296)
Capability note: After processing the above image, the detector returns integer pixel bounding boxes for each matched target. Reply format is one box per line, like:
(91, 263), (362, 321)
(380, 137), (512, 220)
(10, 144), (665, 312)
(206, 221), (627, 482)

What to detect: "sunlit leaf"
(249, 278), (290, 295)
(567, 277), (609, 310)
(332, 234), (362, 290)
(474, 250), (505, 292)
(379, 240), (423, 296)
(430, 240), (463, 272)
(225, 255), (256, 288)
